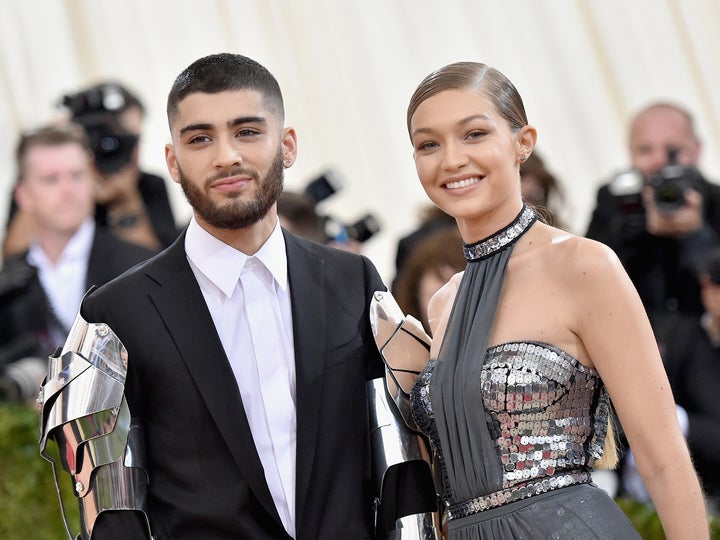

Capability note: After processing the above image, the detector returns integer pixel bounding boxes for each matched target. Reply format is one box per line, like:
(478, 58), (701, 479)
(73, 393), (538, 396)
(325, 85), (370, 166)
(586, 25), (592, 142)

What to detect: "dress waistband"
(445, 471), (592, 521)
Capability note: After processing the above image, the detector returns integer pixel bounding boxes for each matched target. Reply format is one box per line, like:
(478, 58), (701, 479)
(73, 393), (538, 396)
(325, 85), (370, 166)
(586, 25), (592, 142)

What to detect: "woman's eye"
(416, 141), (438, 151)
(467, 130), (487, 140)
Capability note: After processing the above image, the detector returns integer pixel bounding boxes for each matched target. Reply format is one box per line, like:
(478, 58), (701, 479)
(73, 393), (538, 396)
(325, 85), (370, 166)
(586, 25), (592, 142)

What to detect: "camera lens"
(99, 135), (121, 153)
(655, 180), (683, 203)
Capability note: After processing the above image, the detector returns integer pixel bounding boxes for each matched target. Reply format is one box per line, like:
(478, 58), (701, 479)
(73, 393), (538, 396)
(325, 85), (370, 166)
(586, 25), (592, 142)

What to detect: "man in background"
(586, 102), (720, 318)
(3, 81), (180, 257)
(0, 122), (156, 402)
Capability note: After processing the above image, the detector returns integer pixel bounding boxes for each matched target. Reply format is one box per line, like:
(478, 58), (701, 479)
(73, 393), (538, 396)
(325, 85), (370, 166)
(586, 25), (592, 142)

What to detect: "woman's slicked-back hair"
(407, 62), (528, 137)
(167, 53), (285, 128)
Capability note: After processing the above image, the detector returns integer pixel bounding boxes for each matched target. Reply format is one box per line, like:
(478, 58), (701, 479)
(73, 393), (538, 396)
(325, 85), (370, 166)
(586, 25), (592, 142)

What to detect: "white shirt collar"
(27, 217), (95, 268)
(185, 216), (288, 298)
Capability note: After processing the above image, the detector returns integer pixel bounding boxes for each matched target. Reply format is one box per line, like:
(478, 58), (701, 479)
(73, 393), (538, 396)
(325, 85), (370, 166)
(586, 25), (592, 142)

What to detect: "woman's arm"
(572, 239), (708, 539)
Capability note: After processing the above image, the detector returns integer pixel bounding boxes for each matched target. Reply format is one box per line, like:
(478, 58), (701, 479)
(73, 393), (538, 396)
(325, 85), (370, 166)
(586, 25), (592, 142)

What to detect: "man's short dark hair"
(167, 53), (285, 127)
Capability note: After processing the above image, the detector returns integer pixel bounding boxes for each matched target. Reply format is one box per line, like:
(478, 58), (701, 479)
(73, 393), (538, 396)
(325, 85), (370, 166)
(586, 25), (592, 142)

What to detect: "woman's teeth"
(446, 177), (480, 189)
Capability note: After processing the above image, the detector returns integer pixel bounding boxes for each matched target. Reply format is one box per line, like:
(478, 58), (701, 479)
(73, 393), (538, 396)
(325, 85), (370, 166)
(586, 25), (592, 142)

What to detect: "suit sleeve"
(361, 254), (387, 381)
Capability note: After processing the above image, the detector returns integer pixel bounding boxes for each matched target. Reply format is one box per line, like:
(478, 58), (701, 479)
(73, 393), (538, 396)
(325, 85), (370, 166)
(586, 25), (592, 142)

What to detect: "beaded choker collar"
(462, 206), (537, 261)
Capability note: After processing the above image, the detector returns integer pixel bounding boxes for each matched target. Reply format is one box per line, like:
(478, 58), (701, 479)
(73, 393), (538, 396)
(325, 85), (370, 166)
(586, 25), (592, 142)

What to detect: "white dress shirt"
(27, 218), (94, 345)
(185, 217), (297, 538)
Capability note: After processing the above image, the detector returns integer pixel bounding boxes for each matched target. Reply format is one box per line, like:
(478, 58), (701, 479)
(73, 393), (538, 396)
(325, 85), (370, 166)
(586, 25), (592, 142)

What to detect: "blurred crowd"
(1, 80), (719, 517)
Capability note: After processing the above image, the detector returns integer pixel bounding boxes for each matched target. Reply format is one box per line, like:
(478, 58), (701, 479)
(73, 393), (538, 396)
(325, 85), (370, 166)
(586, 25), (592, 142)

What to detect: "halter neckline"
(462, 206), (537, 261)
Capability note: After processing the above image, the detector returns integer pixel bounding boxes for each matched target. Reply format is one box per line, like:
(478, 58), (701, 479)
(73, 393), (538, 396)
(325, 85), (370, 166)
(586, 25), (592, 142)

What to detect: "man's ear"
(14, 181), (29, 211)
(165, 144), (180, 184)
(281, 127), (298, 168)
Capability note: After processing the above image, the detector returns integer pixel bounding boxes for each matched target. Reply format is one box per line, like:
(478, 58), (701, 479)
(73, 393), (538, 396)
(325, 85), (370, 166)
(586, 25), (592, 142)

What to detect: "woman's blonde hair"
(595, 417), (619, 470)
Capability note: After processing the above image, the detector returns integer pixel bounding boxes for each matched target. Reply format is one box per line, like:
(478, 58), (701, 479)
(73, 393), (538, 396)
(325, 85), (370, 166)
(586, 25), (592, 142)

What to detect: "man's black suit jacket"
(82, 229), (386, 540)
(0, 226), (156, 366)
(585, 174), (720, 316)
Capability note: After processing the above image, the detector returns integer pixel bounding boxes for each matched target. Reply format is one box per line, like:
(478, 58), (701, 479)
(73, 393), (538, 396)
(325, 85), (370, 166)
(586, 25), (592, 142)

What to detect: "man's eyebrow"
(179, 123), (213, 136)
(228, 116), (267, 128)
(178, 116), (268, 137)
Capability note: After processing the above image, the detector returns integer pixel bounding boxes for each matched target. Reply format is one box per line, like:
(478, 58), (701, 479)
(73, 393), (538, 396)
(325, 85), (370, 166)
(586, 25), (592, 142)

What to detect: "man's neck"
(36, 229), (77, 265)
(196, 207), (279, 255)
(33, 219), (93, 266)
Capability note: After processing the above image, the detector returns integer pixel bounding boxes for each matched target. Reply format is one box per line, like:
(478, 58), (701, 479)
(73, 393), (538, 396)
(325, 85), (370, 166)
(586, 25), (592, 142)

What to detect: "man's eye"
(237, 129), (259, 137)
(188, 135), (210, 144)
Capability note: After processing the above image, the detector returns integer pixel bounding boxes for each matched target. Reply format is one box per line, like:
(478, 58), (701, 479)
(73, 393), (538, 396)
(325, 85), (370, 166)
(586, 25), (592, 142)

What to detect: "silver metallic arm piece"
(369, 291), (440, 540)
(38, 309), (154, 540)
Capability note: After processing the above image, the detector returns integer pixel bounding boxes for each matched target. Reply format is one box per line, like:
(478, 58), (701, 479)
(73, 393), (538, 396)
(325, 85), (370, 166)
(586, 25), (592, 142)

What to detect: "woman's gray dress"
(410, 207), (640, 539)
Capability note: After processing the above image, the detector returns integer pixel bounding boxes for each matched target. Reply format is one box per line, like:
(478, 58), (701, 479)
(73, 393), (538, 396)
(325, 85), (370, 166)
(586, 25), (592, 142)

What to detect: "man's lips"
(211, 176), (252, 191)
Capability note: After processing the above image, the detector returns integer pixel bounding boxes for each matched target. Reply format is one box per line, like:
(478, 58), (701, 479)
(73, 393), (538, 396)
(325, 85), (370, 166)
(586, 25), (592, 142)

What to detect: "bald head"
(629, 102), (701, 177)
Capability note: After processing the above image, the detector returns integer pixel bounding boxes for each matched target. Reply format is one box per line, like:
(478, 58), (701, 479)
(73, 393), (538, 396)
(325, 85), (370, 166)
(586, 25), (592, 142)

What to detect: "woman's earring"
(519, 154), (528, 162)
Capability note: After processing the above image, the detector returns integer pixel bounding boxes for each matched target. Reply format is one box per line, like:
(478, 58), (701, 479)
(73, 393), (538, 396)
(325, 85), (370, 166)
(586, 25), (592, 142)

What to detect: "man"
(46, 53), (388, 539)
(3, 82), (180, 257)
(586, 102), (720, 317)
(0, 122), (156, 402)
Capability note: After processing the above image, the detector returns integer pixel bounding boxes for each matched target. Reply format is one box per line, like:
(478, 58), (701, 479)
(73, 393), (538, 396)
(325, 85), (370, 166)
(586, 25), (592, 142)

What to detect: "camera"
(648, 148), (701, 214)
(0, 263), (50, 403)
(60, 83), (139, 174)
(303, 170), (381, 244)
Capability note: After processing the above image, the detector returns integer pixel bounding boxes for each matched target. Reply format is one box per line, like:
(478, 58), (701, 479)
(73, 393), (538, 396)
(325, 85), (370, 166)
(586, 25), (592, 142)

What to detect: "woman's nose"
(441, 140), (469, 170)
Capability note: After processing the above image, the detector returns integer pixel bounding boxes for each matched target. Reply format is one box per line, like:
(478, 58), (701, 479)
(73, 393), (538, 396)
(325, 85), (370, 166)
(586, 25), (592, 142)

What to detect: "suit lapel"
(146, 236), (282, 526)
(284, 233), (327, 526)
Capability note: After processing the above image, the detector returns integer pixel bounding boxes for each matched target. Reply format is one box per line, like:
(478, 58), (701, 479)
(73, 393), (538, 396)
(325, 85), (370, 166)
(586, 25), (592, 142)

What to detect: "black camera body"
(648, 149), (701, 214)
(303, 170), (381, 244)
(61, 83), (139, 174)
(0, 261), (53, 403)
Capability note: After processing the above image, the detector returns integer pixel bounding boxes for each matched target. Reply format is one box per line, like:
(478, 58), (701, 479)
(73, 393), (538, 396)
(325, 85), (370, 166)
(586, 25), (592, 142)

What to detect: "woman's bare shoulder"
(540, 228), (623, 276)
(427, 269), (463, 338)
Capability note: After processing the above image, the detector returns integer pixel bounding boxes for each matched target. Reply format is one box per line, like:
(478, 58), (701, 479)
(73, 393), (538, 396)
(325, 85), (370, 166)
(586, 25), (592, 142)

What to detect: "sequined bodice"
(410, 341), (609, 507)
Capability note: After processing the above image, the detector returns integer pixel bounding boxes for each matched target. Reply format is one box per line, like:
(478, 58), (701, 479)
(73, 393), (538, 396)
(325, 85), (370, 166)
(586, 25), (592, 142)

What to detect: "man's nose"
(213, 139), (243, 169)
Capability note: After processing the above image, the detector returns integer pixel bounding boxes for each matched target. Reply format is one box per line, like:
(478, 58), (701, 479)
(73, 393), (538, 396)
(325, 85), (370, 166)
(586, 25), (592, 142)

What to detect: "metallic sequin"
(463, 207), (537, 261)
(410, 341), (610, 520)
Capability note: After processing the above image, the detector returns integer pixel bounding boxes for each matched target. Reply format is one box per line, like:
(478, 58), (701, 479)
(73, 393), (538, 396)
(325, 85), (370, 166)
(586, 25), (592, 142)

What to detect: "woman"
(406, 62), (708, 539)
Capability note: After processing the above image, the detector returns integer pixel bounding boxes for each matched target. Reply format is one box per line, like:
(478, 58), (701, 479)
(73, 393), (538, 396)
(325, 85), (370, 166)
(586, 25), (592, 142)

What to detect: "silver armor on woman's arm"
(369, 291), (440, 540)
(38, 310), (154, 540)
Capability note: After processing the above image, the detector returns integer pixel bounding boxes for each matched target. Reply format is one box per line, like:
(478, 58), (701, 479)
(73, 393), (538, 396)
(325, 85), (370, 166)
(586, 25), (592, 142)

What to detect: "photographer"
(586, 102), (720, 318)
(277, 170), (380, 254)
(0, 122), (156, 403)
(3, 81), (180, 257)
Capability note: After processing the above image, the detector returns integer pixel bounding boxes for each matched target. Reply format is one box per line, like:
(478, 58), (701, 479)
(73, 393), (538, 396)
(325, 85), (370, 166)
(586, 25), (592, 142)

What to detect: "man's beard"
(179, 148), (284, 229)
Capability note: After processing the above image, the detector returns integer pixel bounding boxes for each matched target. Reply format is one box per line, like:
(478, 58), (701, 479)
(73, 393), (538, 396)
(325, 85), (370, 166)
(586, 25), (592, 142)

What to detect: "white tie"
(239, 258), (296, 537)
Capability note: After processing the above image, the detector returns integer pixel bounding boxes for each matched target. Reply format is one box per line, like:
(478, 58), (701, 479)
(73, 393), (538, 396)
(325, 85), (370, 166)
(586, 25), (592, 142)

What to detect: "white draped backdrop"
(2, 0), (720, 283)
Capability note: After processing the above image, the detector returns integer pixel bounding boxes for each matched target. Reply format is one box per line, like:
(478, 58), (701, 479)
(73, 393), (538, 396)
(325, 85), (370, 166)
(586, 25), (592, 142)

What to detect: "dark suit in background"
(586, 174), (720, 318)
(83, 230), (385, 540)
(0, 226), (156, 399)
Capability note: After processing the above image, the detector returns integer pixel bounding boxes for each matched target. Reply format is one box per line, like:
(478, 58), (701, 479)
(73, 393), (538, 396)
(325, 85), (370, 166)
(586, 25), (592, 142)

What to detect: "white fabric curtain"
(2, 0), (719, 282)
